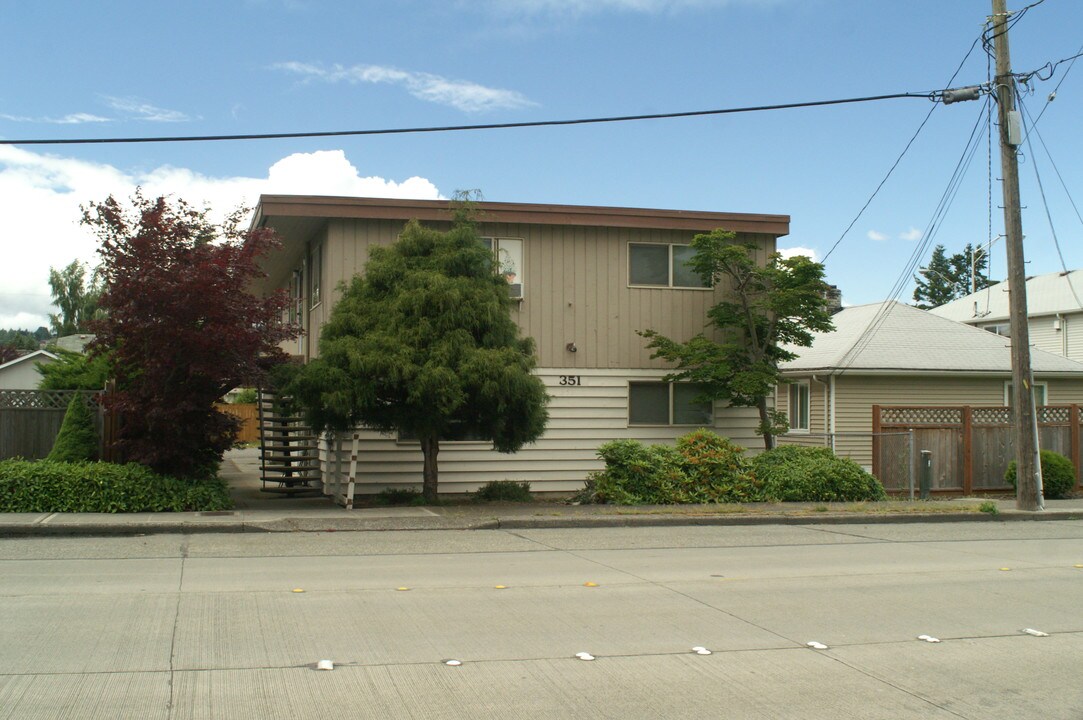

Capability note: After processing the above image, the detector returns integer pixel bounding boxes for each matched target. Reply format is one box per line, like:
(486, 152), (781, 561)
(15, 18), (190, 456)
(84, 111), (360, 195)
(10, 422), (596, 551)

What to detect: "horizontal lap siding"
(326, 369), (762, 494)
(835, 376), (1011, 470)
(1028, 315), (1062, 359)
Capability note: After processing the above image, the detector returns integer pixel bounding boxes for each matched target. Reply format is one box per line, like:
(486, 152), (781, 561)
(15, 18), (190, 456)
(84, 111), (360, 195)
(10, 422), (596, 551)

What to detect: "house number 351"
(558, 375), (582, 386)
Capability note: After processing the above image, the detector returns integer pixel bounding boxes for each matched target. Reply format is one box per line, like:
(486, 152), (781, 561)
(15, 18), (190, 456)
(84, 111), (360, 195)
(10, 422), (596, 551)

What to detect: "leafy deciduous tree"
(82, 191), (296, 477)
(640, 230), (834, 451)
(48, 260), (102, 336)
(912, 243), (993, 309)
(285, 207), (549, 502)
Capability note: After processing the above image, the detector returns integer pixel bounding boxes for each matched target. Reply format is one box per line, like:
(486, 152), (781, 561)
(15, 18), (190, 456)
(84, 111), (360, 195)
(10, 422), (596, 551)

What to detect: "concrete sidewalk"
(1, 448), (1082, 536)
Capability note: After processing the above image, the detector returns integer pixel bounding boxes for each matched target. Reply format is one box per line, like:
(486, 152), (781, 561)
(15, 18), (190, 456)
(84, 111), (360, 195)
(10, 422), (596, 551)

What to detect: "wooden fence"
(0, 390), (106, 460)
(215, 403), (260, 444)
(873, 405), (1082, 494)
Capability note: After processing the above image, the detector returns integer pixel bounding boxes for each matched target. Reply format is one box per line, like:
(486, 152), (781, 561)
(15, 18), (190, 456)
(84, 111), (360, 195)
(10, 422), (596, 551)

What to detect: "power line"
(0, 91), (940, 147)
(822, 36), (984, 263)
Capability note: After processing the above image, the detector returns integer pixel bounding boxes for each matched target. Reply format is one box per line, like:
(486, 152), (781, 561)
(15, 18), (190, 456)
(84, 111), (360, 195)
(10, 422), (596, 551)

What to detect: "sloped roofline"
(252, 195), (791, 236)
(0, 349), (58, 373)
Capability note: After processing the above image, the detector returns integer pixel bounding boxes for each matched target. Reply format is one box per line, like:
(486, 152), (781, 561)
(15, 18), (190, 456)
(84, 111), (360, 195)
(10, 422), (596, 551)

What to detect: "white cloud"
(866, 230), (887, 242)
(103, 96), (193, 122)
(276, 62), (536, 113)
(777, 245), (818, 262)
(0, 147), (442, 329)
(0, 111), (110, 125)
(899, 227), (923, 241)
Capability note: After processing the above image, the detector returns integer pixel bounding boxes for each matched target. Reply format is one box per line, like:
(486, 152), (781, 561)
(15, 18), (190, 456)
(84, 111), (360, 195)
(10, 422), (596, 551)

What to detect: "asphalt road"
(1, 522), (1082, 719)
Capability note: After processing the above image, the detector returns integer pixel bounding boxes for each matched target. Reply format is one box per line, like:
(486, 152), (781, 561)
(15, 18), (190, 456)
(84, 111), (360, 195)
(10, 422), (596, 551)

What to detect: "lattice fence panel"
(972, 407), (1011, 425)
(0, 389), (103, 410)
(880, 406), (962, 426)
(1038, 406), (1071, 424)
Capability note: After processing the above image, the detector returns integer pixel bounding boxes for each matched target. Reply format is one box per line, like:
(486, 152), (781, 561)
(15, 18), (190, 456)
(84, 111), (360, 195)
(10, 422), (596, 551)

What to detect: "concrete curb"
(1, 508), (1080, 537)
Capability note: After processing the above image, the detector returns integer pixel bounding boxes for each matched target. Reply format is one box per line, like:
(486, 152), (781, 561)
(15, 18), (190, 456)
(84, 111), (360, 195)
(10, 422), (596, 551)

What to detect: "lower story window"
(788, 382), (810, 432)
(628, 382), (713, 426)
(1004, 381), (1048, 406)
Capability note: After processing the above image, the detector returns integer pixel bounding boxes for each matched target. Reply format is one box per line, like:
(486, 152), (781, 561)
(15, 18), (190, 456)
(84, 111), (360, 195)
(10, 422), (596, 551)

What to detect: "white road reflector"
(917, 635), (941, 643)
(691, 646), (712, 655)
(444, 659), (463, 666)
(575, 652), (595, 661)
(806, 641), (828, 650)
(316, 660), (334, 671)
(1022, 628), (1049, 637)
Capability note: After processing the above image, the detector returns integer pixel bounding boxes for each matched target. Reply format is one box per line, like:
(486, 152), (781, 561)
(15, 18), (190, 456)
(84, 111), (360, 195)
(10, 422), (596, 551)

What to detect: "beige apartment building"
(252, 195), (789, 494)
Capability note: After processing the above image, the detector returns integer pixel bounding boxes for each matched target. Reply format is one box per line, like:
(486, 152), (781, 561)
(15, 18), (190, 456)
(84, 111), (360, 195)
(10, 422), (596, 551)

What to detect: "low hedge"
(0, 459), (233, 513)
(753, 445), (886, 502)
(1005, 450), (1077, 499)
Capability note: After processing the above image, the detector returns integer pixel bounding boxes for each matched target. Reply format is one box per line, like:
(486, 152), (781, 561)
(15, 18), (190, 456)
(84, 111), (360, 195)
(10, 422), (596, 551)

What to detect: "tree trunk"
(420, 436), (440, 503)
(757, 396), (776, 451)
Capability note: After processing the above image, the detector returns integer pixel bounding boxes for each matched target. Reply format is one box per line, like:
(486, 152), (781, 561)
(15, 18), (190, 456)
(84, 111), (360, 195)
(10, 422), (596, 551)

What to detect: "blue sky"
(2, 0), (1082, 330)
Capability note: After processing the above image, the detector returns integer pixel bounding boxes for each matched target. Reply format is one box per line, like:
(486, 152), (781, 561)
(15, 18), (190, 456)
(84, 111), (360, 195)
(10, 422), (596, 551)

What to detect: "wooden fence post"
(1072, 404), (1081, 489)
(872, 405), (881, 479)
(962, 405), (973, 494)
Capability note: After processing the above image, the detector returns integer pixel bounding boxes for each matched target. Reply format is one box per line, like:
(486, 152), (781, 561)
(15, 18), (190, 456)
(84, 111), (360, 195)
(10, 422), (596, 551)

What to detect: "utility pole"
(992, 0), (1043, 510)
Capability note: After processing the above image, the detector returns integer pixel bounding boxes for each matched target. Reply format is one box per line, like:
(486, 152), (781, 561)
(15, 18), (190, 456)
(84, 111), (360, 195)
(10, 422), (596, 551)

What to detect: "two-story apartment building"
(251, 195), (789, 494)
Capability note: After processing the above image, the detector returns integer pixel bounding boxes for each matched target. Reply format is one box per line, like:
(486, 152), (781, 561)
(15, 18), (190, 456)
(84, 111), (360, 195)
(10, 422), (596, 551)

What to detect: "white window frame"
(628, 381), (714, 427)
(628, 243), (711, 290)
(481, 236), (524, 299)
(982, 322), (1011, 337)
(787, 381), (810, 433)
(1004, 381), (1048, 406)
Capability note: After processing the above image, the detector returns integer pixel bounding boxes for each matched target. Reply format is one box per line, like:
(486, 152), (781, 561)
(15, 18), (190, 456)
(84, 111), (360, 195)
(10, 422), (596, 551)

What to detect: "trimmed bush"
(0, 460), (232, 513)
(473, 480), (533, 502)
(1005, 450), (1077, 499)
(46, 396), (99, 463)
(590, 431), (758, 505)
(753, 445), (886, 502)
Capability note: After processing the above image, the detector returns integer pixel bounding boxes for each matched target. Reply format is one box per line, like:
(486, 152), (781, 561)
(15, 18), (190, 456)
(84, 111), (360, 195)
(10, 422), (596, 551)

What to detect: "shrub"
(1005, 450), (1077, 499)
(590, 431), (758, 505)
(0, 459), (232, 513)
(753, 445), (886, 502)
(231, 388), (258, 404)
(675, 429), (760, 503)
(375, 487), (424, 506)
(473, 480), (533, 502)
(46, 396), (99, 463)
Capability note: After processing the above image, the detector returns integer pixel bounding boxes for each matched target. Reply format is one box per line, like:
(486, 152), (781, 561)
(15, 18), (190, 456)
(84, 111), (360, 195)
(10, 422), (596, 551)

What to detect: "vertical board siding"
(321, 369), (762, 495)
(314, 218), (773, 369)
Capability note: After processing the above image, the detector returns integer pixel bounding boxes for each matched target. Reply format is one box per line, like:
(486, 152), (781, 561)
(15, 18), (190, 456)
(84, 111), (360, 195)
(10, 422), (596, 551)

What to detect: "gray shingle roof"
(929, 269), (1083, 323)
(780, 301), (1083, 375)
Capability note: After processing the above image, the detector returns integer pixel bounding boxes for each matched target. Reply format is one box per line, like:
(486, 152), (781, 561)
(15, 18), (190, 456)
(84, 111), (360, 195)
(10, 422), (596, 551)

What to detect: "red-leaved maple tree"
(83, 191), (296, 477)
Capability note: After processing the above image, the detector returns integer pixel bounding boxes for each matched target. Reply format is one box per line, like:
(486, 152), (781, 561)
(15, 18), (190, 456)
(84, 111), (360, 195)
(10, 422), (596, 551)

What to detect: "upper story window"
(629, 243), (709, 288)
(982, 322), (1010, 337)
(481, 237), (523, 298)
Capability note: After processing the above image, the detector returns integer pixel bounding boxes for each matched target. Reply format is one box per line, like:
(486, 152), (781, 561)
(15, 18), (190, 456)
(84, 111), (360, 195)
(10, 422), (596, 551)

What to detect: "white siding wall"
(0, 358), (53, 390)
(1028, 315), (1064, 359)
(320, 368), (762, 495)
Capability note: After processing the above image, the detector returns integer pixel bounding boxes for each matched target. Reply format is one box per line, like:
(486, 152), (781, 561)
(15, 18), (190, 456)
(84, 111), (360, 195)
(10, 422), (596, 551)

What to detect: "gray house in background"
(930, 269), (1083, 363)
(0, 350), (57, 391)
(776, 301), (1083, 480)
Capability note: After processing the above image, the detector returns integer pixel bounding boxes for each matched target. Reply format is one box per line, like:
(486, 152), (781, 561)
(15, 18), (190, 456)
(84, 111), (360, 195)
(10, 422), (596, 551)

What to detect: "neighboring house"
(776, 301), (1083, 480)
(54, 334), (95, 354)
(930, 269), (1083, 363)
(0, 350), (58, 390)
(252, 195), (790, 494)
